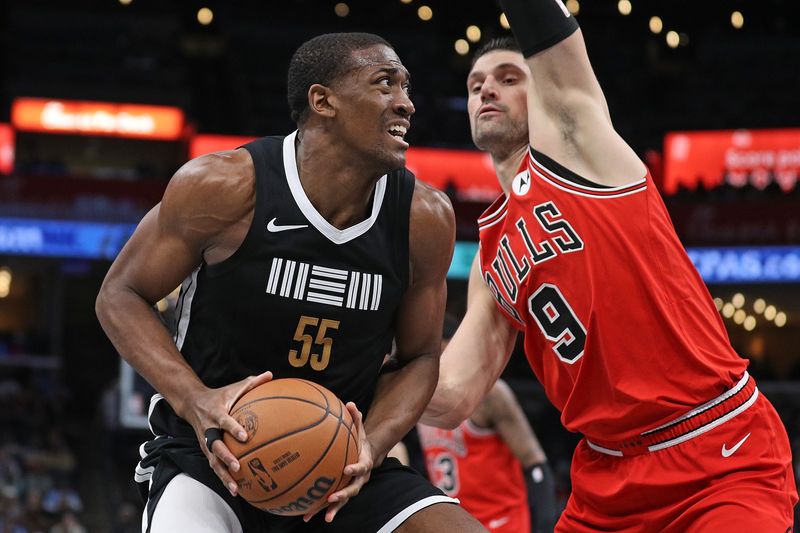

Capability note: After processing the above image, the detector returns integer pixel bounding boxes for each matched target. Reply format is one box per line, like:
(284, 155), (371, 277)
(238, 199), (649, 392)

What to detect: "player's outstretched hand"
(186, 371), (273, 497)
(303, 402), (373, 523)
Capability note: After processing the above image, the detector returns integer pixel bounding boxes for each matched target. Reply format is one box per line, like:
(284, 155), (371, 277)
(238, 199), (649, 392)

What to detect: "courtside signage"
(664, 129), (800, 194)
(687, 246), (800, 284)
(11, 98), (184, 140)
(0, 218), (136, 260)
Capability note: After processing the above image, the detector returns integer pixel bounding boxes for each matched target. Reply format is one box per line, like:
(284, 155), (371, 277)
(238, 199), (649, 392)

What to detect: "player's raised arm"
(422, 254), (518, 429)
(499, 0), (645, 186)
(95, 150), (272, 495)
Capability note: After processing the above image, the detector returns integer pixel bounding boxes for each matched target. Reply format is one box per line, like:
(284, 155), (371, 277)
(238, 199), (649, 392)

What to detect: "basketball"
(223, 378), (360, 516)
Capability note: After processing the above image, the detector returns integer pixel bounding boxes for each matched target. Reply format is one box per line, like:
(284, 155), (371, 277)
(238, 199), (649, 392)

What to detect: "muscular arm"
(421, 255), (518, 429)
(95, 150), (270, 493)
(504, 0), (646, 186)
(364, 181), (456, 464)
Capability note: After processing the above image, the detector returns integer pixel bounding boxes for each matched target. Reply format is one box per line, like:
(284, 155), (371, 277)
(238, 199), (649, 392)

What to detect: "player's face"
(332, 45), (415, 171)
(466, 50), (530, 153)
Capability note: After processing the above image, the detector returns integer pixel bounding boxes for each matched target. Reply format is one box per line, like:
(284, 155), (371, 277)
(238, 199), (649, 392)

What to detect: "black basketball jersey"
(149, 132), (415, 438)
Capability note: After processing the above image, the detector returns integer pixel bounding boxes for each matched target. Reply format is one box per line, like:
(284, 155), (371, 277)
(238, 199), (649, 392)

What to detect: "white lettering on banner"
(725, 148), (800, 170)
(0, 226), (44, 252)
(40, 102), (156, 135)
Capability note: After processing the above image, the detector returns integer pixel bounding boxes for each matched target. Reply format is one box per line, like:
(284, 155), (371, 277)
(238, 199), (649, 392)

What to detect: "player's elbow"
(422, 379), (474, 429)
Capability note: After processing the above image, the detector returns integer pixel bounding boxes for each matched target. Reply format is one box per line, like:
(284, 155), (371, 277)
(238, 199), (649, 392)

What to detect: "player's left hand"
(303, 402), (373, 523)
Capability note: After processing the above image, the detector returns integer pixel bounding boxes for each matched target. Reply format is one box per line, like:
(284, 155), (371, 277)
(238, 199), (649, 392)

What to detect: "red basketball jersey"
(417, 421), (530, 532)
(478, 149), (747, 442)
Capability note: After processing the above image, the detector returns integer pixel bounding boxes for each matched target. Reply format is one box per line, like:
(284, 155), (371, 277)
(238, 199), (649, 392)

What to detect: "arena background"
(0, 0), (799, 531)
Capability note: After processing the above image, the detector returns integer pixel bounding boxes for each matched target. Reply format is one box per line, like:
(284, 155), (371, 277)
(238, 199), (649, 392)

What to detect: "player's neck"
(490, 144), (528, 195)
(294, 129), (382, 230)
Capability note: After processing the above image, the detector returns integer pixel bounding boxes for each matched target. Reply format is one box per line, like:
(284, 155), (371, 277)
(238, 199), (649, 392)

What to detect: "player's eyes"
(470, 84), (482, 93)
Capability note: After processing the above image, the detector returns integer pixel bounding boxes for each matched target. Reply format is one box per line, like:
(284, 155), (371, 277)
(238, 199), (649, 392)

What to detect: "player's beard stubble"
(471, 110), (528, 157)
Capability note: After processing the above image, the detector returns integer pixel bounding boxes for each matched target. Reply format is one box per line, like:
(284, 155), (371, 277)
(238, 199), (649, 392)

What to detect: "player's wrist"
(498, 0), (579, 58)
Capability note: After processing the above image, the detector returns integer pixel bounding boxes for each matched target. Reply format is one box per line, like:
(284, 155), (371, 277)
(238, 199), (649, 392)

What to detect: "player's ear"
(308, 84), (336, 119)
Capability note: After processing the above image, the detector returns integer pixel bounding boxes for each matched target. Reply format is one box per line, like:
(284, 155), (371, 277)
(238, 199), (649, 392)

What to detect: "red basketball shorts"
(557, 392), (797, 532)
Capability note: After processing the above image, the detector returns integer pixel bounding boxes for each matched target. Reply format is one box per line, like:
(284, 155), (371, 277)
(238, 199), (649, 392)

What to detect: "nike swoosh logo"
(488, 516), (510, 529)
(721, 432), (751, 458)
(267, 217), (308, 233)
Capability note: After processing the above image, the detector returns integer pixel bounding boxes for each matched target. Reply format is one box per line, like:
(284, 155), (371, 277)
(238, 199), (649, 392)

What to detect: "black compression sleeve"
(498, 0), (580, 58)
(523, 461), (558, 533)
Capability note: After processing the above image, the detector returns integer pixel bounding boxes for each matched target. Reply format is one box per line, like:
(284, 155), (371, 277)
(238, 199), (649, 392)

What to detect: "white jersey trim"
(283, 131), (387, 245)
(173, 268), (200, 351)
(529, 149), (647, 192)
(376, 495), (460, 533)
(529, 164), (647, 199)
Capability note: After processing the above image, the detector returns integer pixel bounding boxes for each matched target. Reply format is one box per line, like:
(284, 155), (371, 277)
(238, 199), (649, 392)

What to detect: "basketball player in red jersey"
(418, 378), (557, 533)
(422, 1), (798, 530)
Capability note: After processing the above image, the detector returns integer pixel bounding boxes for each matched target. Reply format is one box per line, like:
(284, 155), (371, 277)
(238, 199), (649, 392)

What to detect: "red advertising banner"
(11, 98), (185, 140)
(191, 134), (502, 200)
(189, 134), (257, 159)
(0, 124), (13, 175)
(664, 129), (800, 194)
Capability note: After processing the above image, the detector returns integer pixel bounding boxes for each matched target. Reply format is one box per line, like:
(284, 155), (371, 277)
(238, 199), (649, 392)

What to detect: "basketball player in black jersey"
(96, 33), (486, 533)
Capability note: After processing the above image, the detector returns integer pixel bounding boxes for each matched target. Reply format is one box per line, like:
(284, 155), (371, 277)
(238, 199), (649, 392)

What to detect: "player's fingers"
(219, 413), (249, 443)
(345, 402), (363, 432)
(208, 455), (239, 496)
(343, 460), (370, 477)
(210, 435), (241, 473)
(324, 497), (349, 523)
(328, 473), (369, 503)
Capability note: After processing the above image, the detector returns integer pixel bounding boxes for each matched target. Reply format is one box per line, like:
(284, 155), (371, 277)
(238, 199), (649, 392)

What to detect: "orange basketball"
(223, 378), (360, 516)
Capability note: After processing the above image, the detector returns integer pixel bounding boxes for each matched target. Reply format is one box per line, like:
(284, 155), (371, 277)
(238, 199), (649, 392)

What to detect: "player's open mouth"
(387, 124), (409, 147)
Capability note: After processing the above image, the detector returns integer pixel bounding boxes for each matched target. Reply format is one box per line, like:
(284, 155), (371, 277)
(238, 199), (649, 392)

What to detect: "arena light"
(455, 39), (470, 55)
(0, 267), (11, 299)
(733, 309), (746, 324)
(197, 7), (213, 25)
(400, 0), (412, 3)
(417, 5), (433, 21)
(334, 3), (349, 17)
(666, 31), (679, 48)
(466, 25), (481, 43)
(775, 312), (787, 327)
(753, 298), (766, 314)
(721, 303), (735, 318)
(649, 16), (663, 34)
(743, 316), (756, 331)
(764, 305), (777, 321)
(617, 0), (632, 16)
(732, 293), (745, 309)
(499, 13), (510, 29)
(713, 297), (723, 311)
(118, 0), (132, 4)
(731, 11), (744, 29)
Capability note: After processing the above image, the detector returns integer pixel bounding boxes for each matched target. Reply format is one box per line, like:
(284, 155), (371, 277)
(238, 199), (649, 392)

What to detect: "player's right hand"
(184, 371), (273, 496)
